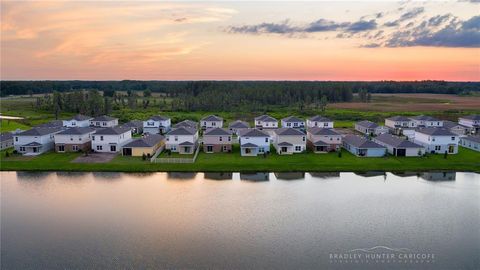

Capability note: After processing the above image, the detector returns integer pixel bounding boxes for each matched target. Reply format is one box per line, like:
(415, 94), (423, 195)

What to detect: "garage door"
(396, 148), (406, 157)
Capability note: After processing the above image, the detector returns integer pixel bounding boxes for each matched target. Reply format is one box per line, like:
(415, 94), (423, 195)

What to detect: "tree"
(104, 97), (112, 115)
(143, 89), (152, 97)
(319, 95), (328, 112)
(52, 91), (62, 119)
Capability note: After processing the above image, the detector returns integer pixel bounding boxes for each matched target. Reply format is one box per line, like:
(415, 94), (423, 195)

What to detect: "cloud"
(227, 20), (298, 34)
(304, 19), (349, 32)
(346, 20), (377, 33)
(399, 7), (425, 21)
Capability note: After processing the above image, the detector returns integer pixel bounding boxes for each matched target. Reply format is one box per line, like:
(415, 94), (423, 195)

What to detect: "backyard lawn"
(0, 120), (30, 132)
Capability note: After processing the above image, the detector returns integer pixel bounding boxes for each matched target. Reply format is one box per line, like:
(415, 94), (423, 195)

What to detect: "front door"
(123, 148), (132, 156)
(184, 147), (191, 153)
(281, 147), (288, 153)
(110, 145), (116, 152)
(33, 147), (38, 153)
(207, 145), (213, 153)
(448, 145), (455, 153)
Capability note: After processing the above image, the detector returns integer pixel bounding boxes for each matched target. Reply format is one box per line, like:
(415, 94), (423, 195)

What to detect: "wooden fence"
(151, 144), (200, 164)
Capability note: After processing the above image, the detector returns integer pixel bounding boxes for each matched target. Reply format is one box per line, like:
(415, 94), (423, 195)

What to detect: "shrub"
(5, 151), (10, 157)
(338, 151), (342, 158)
(142, 153), (147, 160)
(444, 151), (448, 159)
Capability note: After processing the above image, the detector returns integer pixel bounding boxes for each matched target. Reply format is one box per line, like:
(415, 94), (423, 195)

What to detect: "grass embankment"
(1, 145), (479, 172)
(0, 120), (30, 132)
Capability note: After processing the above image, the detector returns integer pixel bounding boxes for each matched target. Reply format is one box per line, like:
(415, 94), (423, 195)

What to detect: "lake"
(1, 171), (479, 270)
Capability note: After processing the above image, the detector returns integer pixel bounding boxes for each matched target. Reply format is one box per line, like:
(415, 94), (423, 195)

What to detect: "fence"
(151, 144), (200, 164)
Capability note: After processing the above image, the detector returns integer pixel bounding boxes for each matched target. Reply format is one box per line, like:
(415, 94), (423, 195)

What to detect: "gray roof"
(121, 120), (143, 128)
(277, 142), (293, 146)
(23, 141), (42, 146)
(57, 127), (95, 135)
(308, 127), (341, 136)
(229, 120), (250, 129)
(239, 128), (269, 137)
(148, 115), (170, 121)
(274, 128), (305, 136)
(91, 115), (117, 121)
(94, 126), (131, 135)
(462, 136), (480, 143)
(1, 132), (13, 142)
(167, 127), (197, 136)
(282, 116), (304, 123)
(204, 128), (232, 136)
(356, 120), (379, 129)
(17, 127), (64, 136)
(308, 115), (332, 122)
(173, 120), (198, 129)
(68, 114), (92, 121)
(241, 142), (257, 147)
(460, 115), (480, 121)
(387, 116), (411, 122)
(35, 120), (63, 128)
(201, 115), (223, 122)
(443, 120), (468, 129)
(343, 135), (385, 149)
(375, 134), (423, 148)
(410, 115), (439, 121)
(179, 141), (194, 146)
(415, 127), (456, 136)
(255, 115), (277, 122)
(312, 140), (329, 146)
(123, 134), (164, 148)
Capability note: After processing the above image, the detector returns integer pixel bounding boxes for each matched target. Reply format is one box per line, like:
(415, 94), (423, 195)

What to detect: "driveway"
(72, 153), (117, 163)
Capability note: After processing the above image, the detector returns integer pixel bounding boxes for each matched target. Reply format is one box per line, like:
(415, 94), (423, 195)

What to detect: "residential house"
(373, 133), (424, 157)
(35, 120), (63, 128)
(203, 128), (233, 153)
(173, 120), (198, 129)
(307, 128), (342, 153)
(143, 115), (171, 134)
(442, 120), (470, 136)
(254, 115), (278, 129)
(342, 135), (386, 157)
(228, 120), (250, 136)
(414, 128), (458, 154)
(121, 120), (144, 135)
(459, 115), (480, 134)
(90, 115), (118, 128)
(200, 115), (223, 129)
(122, 134), (165, 156)
(54, 127), (96, 152)
(13, 127), (64, 155)
(91, 126), (132, 153)
(459, 136), (480, 152)
(165, 127), (199, 154)
(355, 120), (389, 136)
(272, 128), (306, 154)
(281, 116), (305, 129)
(409, 115), (443, 128)
(1, 132), (14, 150)
(306, 115), (334, 128)
(238, 128), (270, 156)
(63, 114), (92, 127)
(384, 116), (414, 135)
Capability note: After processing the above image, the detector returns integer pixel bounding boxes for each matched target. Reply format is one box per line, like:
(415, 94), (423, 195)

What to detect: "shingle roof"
(442, 120), (468, 129)
(462, 136), (480, 143)
(0, 132), (13, 142)
(228, 120), (250, 129)
(68, 114), (92, 121)
(282, 116), (303, 123)
(204, 128), (232, 136)
(148, 115), (169, 121)
(123, 134), (164, 148)
(94, 126), (131, 135)
(460, 115), (480, 121)
(307, 127), (341, 136)
(308, 115), (332, 122)
(201, 115), (223, 122)
(239, 128), (269, 137)
(179, 141), (194, 146)
(410, 115), (439, 121)
(35, 120), (63, 128)
(274, 128), (305, 136)
(173, 120), (198, 129)
(277, 142), (293, 146)
(386, 116), (411, 122)
(343, 135), (385, 149)
(415, 127), (456, 136)
(356, 120), (379, 129)
(312, 140), (329, 146)
(167, 127), (197, 135)
(121, 120), (143, 128)
(17, 127), (64, 136)
(91, 115), (117, 121)
(241, 142), (258, 147)
(255, 115), (277, 122)
(57, 127), (95, 135)
(375, 133), (423, 148)
(23, 142), (42, 146)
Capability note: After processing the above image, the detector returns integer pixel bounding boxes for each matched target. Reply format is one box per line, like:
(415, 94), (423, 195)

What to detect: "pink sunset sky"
(1, 1), (479, 81)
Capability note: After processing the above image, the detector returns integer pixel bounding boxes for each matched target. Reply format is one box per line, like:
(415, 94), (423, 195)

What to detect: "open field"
(1, 145), (479, 172)
(0, 119), (30, 132)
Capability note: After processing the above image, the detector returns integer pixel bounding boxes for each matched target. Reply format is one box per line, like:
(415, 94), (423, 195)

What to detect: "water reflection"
(309, 172), (340, 179)
(420, 171), (456, 181)
(274, 172), (305, 180)
(240, 172), (269, 182)
(91, 172), (123, 181)
(391, 171), (420, 178)
(16, 171), (54, 181)
(204, 172), (232, 181)
(354, 171), (386, 178)
(167, 172), (197, 180)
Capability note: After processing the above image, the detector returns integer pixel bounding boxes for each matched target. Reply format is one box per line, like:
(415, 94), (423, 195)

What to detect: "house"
(143, 115), (171, 134)
(272, 128), (306, 154)
(35, 120), (63, 128)
(200, 115), (223, 129)
(203, 128), (233, 153)
(91, 126), (132, 153)
(1, 132), (14, 150)
(442, 121), (470, 136)
(228, 120), (250, 136)
(459, 136), (480, 152)
(165, 127), (199, 154)
(307, 128), (342, 153)
(238, 128), (270, 156)
(409, 115), (443, 128)
(173, 119), (198, 129)
(385, 116), (414, 134)
(414, 128), (458, 154)
(63, 114), (92, 127)
(458, 115), (480, 134)
(13, 127), (64, 155)
(373, 133), (424, 157)
(54, 127), (96, 152)
(121, 120), (144, 135)
(122, 134), (165, 156)
(306, 115), (333, 128)
(254, 115), (278, 129)
(90, 115), (118, 128)
(355, 120), (389, 136)
(281, 116), (305, 129)
(342, 135), (386, 157)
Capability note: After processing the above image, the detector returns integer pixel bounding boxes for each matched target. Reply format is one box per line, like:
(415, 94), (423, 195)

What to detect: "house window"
(20, 147), (25, 152)
(287, 123), (291, 127)
(294, 123), (298, 127)
(324, 123), (328, 127)
(295, 146), (302, 151)
(258, 147), (264, 153)
(219, 136), (223, 141)
(92, 136), (95, 141)
(435, 145), (441, 151)
(206, 145), (213, 152)
(15, 137), (18, 142)
(432, 138), (435, 142)
(451, 137), (455, 141)
(58, 145), (65, 152)
(97, 145), (102, 151)
(174, 136), (178, 141)
(70, 137), (73, 141)
(228, 136), (231, 141)
(302, 137), (306, 141)
(212, 122), (216, 126)
(72, 145), (79, 151)
(110, 145), (116, 152)
(265, 138), (268, 143)
(100, 136), (104, 141)
(102, 122), (106, 126)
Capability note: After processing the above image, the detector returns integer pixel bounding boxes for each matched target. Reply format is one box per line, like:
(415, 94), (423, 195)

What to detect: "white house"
(442, 121), (471, 136)
(165, 127), (199, 154)
(200, 115), (223, 129)
(143, 115), (171, 134)
(384, 116), (414, 135)
(459, 115), (480, 134)
(373, 133), (424, 157)
(90, 115), (118, 128)
(414, 128), (458, 154)
(355, 120), (389, 136)
(459, 136), (480, 152)
(272, 128), (306, 154)
(13, 127), (64, 155)
(409, 115), (443, 128)
(254, 115), (278, 129)
(63, 114), (93, 127)
(54, 127), (96, 152)
(238, 128), (270, 156)
(307, 115), (333, 128)
(228, 120), (250, 136)
(91, 126), (132, 153)
(281, 116), (305, 129)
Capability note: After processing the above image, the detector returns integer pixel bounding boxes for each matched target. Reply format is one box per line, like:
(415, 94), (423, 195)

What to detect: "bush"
(444, 151), (448, 159)
(147, 153), (151, 158)
(338, 151), (342, 158)
(13, 150), (17, 154)
(5, 151), (10, 157)
(142, 153), (147, 160)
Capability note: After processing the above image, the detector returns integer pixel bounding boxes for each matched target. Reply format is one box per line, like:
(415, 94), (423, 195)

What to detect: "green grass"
(1, 145), (479, 173)
(0, 120), (30, 132)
